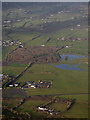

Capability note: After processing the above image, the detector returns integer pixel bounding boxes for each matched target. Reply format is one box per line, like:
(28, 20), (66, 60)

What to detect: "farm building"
(38, 107), (48, 111)
(22, 80), (52, 89)
(66, 45), (69, 48)
(14, 83), (19, 87)
(41, 44), (45, 47)
(4, 20), (11, 23)
(9, 84), (13, 87)
(30, 85), (36, 88)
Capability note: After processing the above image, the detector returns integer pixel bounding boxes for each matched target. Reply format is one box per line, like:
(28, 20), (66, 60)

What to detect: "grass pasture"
(62, 100), (88, 118)
(2, 63), (27, 76)
(16, 99), (47, 119)
(2, 46), (17, 60)
(16, 62), (88, 96)
(49, 102), (67, 112)
(3, 98), (22, 108)
(2, 2), (88, 119)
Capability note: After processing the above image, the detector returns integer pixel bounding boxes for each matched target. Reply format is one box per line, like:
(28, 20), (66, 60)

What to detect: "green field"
(19, 63), (88, 95)
(2, 63), (27, 76)
(2, 2), (88, 119)
(16, 99), (47, 119)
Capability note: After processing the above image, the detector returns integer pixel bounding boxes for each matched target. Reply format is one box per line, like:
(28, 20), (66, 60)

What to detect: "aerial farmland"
(2, 2), (88, 119)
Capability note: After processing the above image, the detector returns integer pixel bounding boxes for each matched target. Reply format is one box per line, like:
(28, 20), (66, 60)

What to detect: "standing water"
(60, 54), (85, 61)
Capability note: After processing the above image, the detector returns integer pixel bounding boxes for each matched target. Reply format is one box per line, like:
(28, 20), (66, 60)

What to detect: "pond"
(60, 54), (85, 61)
(49, 64), (86, 71)
(88, 56), (90, 59)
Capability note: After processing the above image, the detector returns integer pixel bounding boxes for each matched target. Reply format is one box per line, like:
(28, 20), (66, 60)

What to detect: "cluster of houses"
(2, 74), (16, 88)
(2, 73), (52, 89)
(22, 80), (52, 89)
(3, 40), (23, 48)
(38, 98), (72, 116)
(4, 20), (11, 24)
(58, 36), (87, 42)
(8, 80), (53, 89)
(38, 99), (58, 115)
(3, 20), (12, 27)
(38, 106), (58, 115)
(38, 98), (56, 115)
(2, 74), (19, 88)
(9, 83), (19, 87)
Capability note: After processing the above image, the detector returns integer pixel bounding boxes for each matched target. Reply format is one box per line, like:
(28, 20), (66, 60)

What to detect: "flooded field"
(49, 63), (86, 71)
(60, 54), (85, 61)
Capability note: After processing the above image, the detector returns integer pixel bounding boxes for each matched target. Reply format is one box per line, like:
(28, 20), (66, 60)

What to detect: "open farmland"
(20, 63), (88, 96)
(2, 63), (27, 76)
(2, 2), (88, 119)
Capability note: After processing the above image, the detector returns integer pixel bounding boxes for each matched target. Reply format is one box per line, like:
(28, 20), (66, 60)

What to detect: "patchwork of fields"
(2, 2), (88, 119)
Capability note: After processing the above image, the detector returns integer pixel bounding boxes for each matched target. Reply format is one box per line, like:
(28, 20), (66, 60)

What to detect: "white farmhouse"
(14, 83), (19, 87)
(66, 45), (69, 48)
(77, 24), (80, 27)
(38, 107), (48, 111)
(41, 44), (45, 47)
(4, 20), (11, 23)
(9, 85), (13, 87)
(31, 85), (36, 88)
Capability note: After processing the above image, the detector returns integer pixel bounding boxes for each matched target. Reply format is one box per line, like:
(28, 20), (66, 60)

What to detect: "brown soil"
(6, 46), (61, 64)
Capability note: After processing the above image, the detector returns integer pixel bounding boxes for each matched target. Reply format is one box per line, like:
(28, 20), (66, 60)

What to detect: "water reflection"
(60, 54), (85, 61)
(49, 64), (86, 71)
